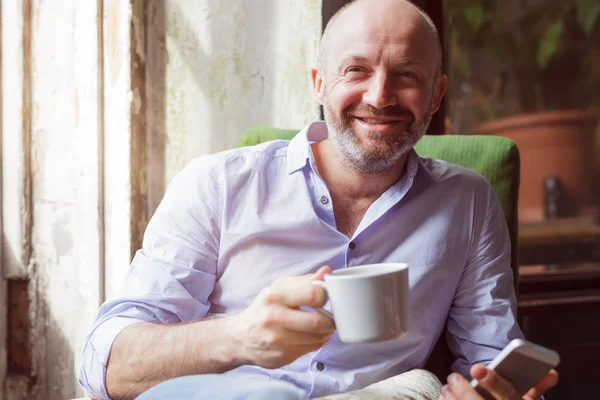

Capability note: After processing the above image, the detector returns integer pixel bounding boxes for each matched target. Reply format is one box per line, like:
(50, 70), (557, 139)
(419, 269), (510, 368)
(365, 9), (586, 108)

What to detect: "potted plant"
(447, 0), (600, 222)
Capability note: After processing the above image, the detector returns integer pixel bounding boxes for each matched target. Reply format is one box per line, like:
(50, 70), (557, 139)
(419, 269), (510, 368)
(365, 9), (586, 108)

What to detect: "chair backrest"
(240, 126), (521, 287)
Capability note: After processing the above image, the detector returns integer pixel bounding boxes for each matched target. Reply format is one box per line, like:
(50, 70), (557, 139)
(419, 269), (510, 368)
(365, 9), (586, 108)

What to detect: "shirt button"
(319, 196), (329, 205)
(316, 361), (325, 371)
(349, 241), (356, 250)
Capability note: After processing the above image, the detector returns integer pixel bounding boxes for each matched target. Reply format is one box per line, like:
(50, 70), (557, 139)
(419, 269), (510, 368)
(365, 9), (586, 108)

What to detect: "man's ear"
(430, 74), (447, 114)
(311, 68), (324, 105)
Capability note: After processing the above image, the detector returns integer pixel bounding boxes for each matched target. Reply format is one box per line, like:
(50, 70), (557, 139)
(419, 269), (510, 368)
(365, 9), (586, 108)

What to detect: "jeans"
(135, 374), (306, 400)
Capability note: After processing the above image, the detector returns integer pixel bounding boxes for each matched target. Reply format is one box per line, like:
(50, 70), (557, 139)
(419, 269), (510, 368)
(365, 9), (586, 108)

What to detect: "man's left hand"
(439, 364), (559, 400)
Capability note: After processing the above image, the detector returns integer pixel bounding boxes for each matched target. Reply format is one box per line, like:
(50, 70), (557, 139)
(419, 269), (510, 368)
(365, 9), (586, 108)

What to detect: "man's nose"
(363, 73), (398, 109)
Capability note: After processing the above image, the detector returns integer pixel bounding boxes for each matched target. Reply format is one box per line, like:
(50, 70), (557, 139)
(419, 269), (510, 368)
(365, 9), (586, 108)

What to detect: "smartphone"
(470, 339), (560, 399)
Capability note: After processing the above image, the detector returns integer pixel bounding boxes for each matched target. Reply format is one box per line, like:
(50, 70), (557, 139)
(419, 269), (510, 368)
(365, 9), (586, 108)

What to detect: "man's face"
(322, 82), (434, 175)
(315, 3), (445, 174)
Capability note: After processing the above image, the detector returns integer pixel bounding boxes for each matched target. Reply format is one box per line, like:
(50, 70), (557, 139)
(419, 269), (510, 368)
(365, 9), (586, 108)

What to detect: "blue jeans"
(135, 374), (306, 400)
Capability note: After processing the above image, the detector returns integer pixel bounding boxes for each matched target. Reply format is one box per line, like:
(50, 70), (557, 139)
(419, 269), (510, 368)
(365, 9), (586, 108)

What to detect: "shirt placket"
(305, 161), (337, 230)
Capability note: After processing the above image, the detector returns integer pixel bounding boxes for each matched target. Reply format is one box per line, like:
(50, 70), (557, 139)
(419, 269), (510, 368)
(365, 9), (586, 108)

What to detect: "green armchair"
(240, 125), (520, 381)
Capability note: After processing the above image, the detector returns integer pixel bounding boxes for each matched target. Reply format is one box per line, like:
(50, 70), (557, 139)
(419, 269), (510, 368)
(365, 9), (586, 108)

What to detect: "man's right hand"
(104, 267), (335, 399)
(228, 266), (336, 369)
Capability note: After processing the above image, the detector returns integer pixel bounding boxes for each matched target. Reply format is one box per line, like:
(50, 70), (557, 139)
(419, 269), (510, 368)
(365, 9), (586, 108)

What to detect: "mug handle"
(311, 281), (335, 321)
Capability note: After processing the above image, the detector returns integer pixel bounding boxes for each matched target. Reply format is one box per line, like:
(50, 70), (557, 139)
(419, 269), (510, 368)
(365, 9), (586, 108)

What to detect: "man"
(79, 1), (558, 399)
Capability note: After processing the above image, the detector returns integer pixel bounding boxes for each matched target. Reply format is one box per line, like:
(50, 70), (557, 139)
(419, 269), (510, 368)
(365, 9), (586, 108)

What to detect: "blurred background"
(1, 0), (599, 399)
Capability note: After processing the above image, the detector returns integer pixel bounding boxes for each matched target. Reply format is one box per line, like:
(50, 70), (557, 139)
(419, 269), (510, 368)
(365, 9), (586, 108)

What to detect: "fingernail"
(448, 373), (460, 386)
(440, 385), (452, 399)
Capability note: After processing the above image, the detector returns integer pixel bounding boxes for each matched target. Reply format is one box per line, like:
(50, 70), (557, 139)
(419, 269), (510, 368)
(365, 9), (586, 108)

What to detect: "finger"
(256, 338), (331, 368)
(259, 324), (332, 347)
(279, 329), (333, 346)
(312, 266), (332, 281)
(277, 307), (336, 334)
(470, 364), (520, 400)
(439, 384), (459, 400)
(445, 373), (483, 400)
(286, 340), (333, 360)
(267, 276), (328, 308)
(524, 369), (559, 400)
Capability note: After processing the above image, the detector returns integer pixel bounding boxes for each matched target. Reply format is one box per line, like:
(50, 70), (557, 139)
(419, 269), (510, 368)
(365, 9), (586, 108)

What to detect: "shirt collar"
(405, 147), (420, 180)
(286, 120), (421, 181)
(386, 147), (420, 200)
(286, 121), (328, 175)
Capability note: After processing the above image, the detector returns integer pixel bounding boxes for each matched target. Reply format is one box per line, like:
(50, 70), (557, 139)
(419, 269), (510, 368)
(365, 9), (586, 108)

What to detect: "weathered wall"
(0, 1), (322, 398)
(28, 0), (102, 398)
(146, 0), (322, 192)
(1, 0), (132, 398)
(103, 0), (137, 303)
(1, 0), (27, 396)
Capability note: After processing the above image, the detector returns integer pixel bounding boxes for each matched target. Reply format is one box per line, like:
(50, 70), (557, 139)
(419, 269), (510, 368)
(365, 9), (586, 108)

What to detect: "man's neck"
(311, 140), (410, 201)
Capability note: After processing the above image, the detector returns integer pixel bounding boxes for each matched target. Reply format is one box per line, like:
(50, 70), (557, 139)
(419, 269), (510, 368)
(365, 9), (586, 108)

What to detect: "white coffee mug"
(312, 263), (409, 344)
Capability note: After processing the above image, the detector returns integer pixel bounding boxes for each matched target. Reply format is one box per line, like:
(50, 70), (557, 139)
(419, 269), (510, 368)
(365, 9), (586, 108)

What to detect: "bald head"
(318, 0), (442, 80)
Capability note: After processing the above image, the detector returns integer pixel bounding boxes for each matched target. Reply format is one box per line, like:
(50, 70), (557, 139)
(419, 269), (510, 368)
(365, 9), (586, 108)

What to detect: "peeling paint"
(132, 86), (142, 115)
(21, 0), (103, 397)
(130, 0), (149, 259)
(108, 0), (122, 85)
(51, 214), (73, 260)
(131, 0), (146, 63)
(157, 0), (321, 164)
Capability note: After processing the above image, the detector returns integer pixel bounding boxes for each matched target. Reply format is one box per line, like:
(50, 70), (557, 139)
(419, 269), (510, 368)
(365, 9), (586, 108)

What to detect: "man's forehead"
(328, 31), (432, 65)
(336, 29), (421, 45)
(319, 0), (440, 74)
(328, 13), (430, 51)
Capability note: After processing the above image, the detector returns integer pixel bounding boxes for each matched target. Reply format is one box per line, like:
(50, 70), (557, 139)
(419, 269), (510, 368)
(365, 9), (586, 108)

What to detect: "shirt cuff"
(79, 316), (142, 400)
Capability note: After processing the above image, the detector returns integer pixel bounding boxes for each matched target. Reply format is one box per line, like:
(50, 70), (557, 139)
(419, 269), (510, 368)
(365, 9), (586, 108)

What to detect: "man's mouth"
(354, 117), (408, 125)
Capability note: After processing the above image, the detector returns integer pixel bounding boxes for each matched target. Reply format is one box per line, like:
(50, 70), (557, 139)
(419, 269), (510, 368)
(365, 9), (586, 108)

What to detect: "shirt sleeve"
(446, 183), (524, 378)
(78, 156), (222, 399)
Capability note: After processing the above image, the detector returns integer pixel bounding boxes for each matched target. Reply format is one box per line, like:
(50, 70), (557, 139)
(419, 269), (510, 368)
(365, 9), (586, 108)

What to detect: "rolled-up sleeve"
(78, 156), (222, 399)
(446, 184), (524, 377)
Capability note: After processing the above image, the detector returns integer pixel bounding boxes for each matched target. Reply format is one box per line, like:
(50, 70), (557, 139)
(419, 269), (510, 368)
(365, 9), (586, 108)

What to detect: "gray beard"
(323, 98), (432, 175)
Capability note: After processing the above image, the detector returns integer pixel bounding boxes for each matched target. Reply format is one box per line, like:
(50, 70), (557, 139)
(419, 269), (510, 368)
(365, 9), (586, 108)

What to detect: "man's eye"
(397, 71), (418, 79)
(346, 67), (366, 74)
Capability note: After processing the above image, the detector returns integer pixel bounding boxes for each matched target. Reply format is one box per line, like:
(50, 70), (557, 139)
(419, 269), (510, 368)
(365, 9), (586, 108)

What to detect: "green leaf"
(464, 2), (486, 32)
(577, 0), (600, 34)
(537, 21), (563, 68)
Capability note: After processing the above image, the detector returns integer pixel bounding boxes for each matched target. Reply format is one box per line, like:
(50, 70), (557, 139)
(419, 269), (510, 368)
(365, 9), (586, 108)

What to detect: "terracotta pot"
(475, 110), (599, 222)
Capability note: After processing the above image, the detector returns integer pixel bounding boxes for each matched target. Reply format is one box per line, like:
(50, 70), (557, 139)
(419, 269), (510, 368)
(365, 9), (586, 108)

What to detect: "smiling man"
(79, 1), (557, 400)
